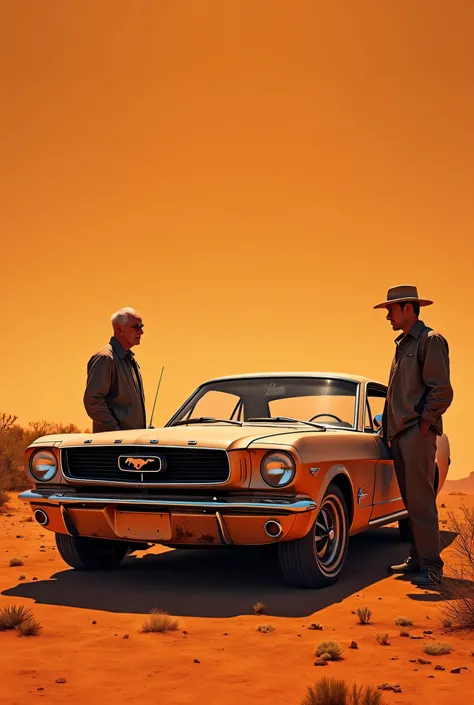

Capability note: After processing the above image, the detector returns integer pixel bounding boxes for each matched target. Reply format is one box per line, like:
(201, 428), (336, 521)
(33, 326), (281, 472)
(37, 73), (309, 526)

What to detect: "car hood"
(34, 423), (334, 452)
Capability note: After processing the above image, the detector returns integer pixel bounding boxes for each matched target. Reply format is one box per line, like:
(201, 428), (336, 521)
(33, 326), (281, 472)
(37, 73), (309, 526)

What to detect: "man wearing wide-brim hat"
(374, 285), (453, 587)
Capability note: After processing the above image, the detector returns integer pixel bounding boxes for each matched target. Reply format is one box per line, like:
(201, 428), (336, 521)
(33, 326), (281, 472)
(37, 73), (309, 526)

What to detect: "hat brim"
(373, 297), (433, 309)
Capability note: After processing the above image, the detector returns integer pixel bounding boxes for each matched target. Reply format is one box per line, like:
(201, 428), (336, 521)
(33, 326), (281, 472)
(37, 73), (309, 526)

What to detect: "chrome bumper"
(19, 489), (317, 514)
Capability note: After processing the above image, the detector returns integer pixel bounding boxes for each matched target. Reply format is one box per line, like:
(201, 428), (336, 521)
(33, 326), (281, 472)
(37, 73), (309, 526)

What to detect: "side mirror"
(373, 414), (383, 429)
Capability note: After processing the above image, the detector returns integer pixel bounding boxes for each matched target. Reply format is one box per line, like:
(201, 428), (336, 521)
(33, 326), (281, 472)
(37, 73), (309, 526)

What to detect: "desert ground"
(1, 492), (472, 705)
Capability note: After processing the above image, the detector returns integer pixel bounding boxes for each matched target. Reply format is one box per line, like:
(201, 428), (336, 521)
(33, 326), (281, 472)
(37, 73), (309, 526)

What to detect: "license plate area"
(114, 510), (172, 541)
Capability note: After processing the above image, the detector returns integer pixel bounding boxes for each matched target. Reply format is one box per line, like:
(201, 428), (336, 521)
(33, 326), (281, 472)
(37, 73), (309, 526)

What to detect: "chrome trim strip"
(372, 496), (402, 506)
(368, 509), (408, 526)
(215, 511), (232, 544)
(60, 445), (232, 487)
(19, 490), (317, 514)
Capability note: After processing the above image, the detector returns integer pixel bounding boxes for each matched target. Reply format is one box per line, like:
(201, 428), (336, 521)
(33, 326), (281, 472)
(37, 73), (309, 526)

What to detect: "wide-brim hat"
(373, 285), (433, 309)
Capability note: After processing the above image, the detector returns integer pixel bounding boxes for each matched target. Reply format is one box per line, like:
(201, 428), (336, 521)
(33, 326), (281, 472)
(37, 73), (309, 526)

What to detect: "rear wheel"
(277, 483), (349, 588)
(55, 533), (129, 570)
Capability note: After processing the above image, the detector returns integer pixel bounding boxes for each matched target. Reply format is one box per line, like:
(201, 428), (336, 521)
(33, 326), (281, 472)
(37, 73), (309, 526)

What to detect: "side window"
(364, 387), (386, 432)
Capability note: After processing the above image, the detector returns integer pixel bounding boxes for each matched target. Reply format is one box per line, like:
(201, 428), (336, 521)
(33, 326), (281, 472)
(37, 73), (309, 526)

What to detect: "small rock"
(426, 615), (431, 619)
(429, 675), (435, 678)
(92, 621), (97, 625)
(435, 665), (445, 671)
(423, 630), (433, 635)
(314, 660), (328, 667)
(351, 610), (357, 614)
(349, 641), (358, 649)
(194, 659), (200, 664)
(391, 657), (399, 661)
(378, 597), (382, 600)
(223, 633), (228, 636)
(123, 634), (129, 639)
(308, 623), (323, 630)
(32, 577), (38, 581)
(183, 630), (188, 635)
(297, 634), (301, 637)
(377, 684), (393, 691)
(37, 688), (44, 691)
(410, 635), (423, 639)
(55, 678), (66, 684)
(451, 667), (469, 674)
(410, 660), (417, 663)
(418, 658), (432, 665)
(16, 535), (23, 539)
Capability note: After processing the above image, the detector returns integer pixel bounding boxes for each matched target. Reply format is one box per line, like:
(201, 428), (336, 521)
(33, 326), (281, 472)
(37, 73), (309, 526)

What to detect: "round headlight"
(261, 451), (296, 487)
(30, 449), (58, 482)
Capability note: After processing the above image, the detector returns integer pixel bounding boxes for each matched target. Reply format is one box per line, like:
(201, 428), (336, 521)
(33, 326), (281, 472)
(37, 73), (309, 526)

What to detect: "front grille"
(62, 446), (230, 484)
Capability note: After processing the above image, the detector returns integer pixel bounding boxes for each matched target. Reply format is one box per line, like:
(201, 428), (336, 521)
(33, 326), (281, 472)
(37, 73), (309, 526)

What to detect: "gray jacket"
(84, 337), (146, 433)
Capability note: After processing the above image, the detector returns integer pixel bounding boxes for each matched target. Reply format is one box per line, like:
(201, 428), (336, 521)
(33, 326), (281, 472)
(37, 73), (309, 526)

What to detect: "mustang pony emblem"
(124, 457), (155, 470)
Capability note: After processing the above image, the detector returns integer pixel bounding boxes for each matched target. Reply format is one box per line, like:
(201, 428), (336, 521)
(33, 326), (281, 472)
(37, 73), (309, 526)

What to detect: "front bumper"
(19, 490), (317, 546)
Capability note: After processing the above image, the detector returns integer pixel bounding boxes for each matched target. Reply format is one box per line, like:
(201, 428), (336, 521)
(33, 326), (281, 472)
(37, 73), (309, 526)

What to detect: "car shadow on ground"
(2, 528), (457, 618)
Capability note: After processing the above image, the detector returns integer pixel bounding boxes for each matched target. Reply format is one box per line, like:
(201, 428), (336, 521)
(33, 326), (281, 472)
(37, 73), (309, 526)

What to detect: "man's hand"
(419, 418), (431, 436)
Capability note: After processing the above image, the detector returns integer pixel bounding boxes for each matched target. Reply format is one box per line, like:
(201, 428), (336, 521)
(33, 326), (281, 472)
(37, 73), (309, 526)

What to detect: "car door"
(363, 384), (405, 520)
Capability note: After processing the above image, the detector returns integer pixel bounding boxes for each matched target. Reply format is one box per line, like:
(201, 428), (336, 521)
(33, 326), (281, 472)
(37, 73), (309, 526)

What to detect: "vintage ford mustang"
(19, 373), (450, 588)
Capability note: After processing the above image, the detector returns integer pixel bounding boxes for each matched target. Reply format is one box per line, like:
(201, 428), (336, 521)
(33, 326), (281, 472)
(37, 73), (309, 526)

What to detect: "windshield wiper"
(247, 416), (326, 431)
(171, 416), (243, 427)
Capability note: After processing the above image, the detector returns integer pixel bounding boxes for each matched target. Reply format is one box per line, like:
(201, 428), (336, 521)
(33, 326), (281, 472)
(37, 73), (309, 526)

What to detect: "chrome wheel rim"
(314, 494), (347, 577)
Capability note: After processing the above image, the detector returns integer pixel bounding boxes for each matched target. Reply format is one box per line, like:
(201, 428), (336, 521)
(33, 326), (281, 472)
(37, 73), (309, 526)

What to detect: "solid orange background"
(1, 1), (472, 478)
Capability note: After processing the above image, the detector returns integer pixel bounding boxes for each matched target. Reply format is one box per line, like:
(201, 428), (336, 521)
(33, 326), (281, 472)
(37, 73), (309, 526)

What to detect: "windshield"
(168, 377), (359, 429)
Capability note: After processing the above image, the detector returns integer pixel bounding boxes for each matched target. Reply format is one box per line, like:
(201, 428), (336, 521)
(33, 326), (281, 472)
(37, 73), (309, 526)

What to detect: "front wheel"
(277, 483), (349, 588)
(55, 533), (129, 570)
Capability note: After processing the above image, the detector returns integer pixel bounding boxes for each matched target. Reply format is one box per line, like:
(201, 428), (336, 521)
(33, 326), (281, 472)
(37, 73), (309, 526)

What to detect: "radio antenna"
(148, 365), (164, 429)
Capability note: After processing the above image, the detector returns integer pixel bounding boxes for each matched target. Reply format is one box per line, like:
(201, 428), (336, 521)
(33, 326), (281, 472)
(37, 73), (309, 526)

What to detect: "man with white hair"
(84, 307), (146, 433)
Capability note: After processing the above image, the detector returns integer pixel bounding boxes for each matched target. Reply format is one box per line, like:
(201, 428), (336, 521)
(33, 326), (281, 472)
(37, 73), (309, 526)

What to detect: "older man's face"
(119, 314), (144, 348)
(385, 303), (410, 331)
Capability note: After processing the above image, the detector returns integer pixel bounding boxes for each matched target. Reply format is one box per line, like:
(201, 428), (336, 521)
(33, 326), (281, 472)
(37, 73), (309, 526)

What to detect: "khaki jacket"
(84, 337), (146, 433)
(383, 320), (453, 441)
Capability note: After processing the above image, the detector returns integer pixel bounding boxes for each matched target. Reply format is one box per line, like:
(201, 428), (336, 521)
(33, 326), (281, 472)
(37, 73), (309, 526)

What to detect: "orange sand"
(1, 493), (472, 704)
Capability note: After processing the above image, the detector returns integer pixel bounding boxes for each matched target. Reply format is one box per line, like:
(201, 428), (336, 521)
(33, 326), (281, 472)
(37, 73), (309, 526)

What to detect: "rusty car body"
(19, 372), (450, 588)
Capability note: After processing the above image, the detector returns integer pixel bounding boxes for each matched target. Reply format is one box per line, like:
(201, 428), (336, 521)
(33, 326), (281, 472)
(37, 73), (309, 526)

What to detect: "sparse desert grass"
(257, 624), (275, 633)
(439, 506), (474, 630)
(253, 601), (265, 614)
(356, 606), (372, 624)
(315, 641), (343, 661)
(140, 609), (179, 634)
(9, 558), (24, 567)
(17, 618), (42, 637)
(0, 605), (35, 631)
(394, 617), (413, 628)
(376, 633), (390, 646)
(423, 642), (452, 656)
(440, 617), (452, 629)
(301, 677), (386, 705)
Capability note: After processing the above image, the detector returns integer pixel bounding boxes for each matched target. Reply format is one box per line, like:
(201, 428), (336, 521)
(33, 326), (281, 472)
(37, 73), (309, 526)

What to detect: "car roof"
(203, 372), (386, 386)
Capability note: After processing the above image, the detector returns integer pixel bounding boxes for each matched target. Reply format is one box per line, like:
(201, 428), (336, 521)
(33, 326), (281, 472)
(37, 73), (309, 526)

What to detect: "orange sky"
(1, 1), (473, 478)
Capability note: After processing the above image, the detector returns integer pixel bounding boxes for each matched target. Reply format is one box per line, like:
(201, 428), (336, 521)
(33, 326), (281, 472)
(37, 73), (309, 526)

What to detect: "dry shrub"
(17, 618), (42, 637)
(439, 506), (474, 630)
(257, 624), (275, 633)
(376, 633), (390, 646)
(301, 677), (386, 705)
(253, 601), (265, 614)
(141, 609), (179, 634)
(356, 607), (372, 624)
(423, 642), (452, 656)
(9, 558), (24, 567)
(394, 617), (413, 628)
(0, 605), (34, 631)
(315, 641), (343, 661)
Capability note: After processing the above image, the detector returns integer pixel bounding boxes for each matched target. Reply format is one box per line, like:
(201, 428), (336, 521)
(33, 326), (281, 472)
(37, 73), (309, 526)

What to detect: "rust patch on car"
(198, 534), (215, 544)
(175, 526), (195, 540)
